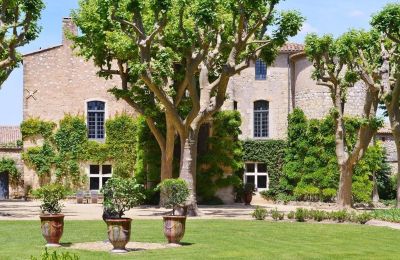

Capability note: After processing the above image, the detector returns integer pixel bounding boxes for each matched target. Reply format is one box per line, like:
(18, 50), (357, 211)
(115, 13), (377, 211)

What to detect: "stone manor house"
(0, 18), (396, 201)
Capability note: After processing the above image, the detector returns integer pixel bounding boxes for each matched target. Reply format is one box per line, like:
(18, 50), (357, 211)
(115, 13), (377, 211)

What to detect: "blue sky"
(0, 0), (395, 125)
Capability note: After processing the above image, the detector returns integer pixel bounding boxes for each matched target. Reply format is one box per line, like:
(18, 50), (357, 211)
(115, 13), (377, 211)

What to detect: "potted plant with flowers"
(101, 177), (145, 253)
(33, 184), (69, 247)
(158, 178), (190, 244)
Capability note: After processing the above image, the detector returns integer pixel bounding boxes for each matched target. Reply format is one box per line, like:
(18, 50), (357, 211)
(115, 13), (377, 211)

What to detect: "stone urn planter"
(40, 214), (64, 247)
(32, 184), (68, 247)
(163, 215), (187, 243)
(243, 192), (253, 205)
(243, 183), (255, 205)
(101, 177), (146, 253)
(105, 218), (132, 253)
(158, 179), (190, 244)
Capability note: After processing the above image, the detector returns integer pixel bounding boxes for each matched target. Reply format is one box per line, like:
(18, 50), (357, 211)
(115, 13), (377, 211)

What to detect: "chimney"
(62, 17), (78, 46)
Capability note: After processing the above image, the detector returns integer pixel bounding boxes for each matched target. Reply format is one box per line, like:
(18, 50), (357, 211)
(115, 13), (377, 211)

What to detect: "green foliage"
(287, 211), (295, 219)
(270, 208), (284, 221)
(134, 116), (162, 186)
(0, 157), (21, 187)
(22, 114), (137, 188)
(197, 111), (243, 203)
(31, 248), (79, 260)
(101, 177), (145, 218)
(251, 206), (267, 220)
(373, 209), (400, 223)
(278, 109), (388, 203)
(295, 208), (307, 222)
(371, 3), (400, 44)
(243, 139), (286, 197)
(21, 118), (56, 140)
(0, 0), (45, 87)
(32, 184), (70, 214)
(157, 178), (190, 215)
(356, 212), (372, 225)
(105, 114), (137, 178)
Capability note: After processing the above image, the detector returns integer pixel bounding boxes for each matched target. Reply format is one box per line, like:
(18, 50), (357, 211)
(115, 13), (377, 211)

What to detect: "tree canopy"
(0, 0), (45, 87)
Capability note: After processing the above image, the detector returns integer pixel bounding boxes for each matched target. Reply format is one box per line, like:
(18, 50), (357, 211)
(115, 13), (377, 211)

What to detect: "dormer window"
(255, 59), (267, 80)
(87, 101), (105, 139)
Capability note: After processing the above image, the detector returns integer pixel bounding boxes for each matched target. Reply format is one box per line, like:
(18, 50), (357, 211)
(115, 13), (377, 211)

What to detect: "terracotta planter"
(163, 215), (186, 244)
(244, 193), (253, 205)
(105, 218), (132, 253)
(40, 214), (64, 247)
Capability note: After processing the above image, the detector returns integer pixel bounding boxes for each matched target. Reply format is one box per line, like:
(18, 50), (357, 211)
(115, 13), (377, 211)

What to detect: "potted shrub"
(158, 178), (190, 244)
(243, 183), (256, 205)
(32, 184), (69, 247)
(101, 177), (145, 253)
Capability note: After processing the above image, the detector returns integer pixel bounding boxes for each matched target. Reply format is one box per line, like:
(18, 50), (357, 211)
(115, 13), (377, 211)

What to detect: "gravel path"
(70, 241), (181, 252)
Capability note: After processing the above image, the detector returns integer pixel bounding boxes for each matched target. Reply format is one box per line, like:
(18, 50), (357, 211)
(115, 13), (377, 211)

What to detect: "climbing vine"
(22, 113), (137, 188)
(197, 111), (243, 204)
(0, 157), (21, 187)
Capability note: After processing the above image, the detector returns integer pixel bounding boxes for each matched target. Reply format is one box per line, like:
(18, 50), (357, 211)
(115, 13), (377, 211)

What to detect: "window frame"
(86, 100), (106, 140)
(88, 164), (112, 191)
(255, 59), (267, 80)
(253, 100), (269, 138)
(244, 162), (269, 191)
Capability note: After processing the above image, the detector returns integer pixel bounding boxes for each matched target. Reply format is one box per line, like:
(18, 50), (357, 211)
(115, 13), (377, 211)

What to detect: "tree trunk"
(386, 107), (400, 208)
(395, 138), (400, 208)
(159, 119), (175, 206)
(337, 162), (353, 208)
(179, 128), (199, 216)
(372, 171), (380, 203)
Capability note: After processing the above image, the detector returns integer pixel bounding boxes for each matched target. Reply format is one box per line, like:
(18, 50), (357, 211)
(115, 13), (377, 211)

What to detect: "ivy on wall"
(197, 111), (243, 204)
(277, 108), (390, 203)
(242, 139), (287, 196)
(0, 157), (21, 187)
(21, 114), (137, 188)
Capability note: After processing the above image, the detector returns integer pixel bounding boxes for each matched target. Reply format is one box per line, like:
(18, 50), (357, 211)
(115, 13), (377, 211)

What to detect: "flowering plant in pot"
(101, 177), (145, 253)
(157, 178), (190, 244)
(32, 184), (69, 247)
(243, 183), (256, 205)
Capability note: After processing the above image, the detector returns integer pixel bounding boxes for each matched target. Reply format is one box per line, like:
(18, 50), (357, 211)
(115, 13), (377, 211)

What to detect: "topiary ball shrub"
(252, 206), (268, 220)
(158, 178), (190, 216)
(32, 184), (70, 215)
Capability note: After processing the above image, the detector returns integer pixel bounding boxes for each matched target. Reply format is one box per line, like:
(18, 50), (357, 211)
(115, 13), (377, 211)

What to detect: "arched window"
(255, 59), (267, 80)
(87, 101), (105, 139)
(254, 100), (269, 138)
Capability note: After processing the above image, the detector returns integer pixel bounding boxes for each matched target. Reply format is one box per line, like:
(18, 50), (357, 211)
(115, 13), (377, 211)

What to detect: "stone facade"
(11, 18), (398, 202)
(22, 18), (135, 190)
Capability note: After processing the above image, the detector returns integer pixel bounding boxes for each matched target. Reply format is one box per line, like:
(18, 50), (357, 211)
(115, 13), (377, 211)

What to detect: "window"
(254, 100), (269, 138)
(244, 162), (269, 191)
(233, 101), (238, 110)
(255, 59), (267, 80)
(89, 164), (112, 190)
(87, 101), (105, 139)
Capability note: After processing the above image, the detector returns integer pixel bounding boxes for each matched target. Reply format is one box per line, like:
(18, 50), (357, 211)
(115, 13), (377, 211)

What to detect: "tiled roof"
(280, 43), (304, 53)
(0, 126), (22, 149)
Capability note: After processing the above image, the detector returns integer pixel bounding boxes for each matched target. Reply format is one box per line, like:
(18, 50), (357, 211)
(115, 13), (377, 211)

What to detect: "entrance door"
(0, 172), (9, 200)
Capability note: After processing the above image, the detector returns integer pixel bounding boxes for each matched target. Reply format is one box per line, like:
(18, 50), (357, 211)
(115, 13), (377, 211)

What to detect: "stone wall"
(377, 133), (398, 174)
(293, 56), (367, 119)
(22, 18), (136, 189)
(223, 53), (290, 140)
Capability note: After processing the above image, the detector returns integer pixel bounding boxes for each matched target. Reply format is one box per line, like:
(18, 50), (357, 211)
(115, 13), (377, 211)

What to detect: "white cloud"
(299, 23), (318, 35)
(348, 10), (365, 18)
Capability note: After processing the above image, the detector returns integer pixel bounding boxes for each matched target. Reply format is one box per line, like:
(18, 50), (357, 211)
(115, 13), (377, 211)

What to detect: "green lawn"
(1, 220), (400, 260)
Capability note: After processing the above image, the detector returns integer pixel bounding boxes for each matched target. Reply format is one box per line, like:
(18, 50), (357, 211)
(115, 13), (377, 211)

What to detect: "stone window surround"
(84, 98), (108, 141)
(86, 163), (112, 191)
(244, 162), (269, 191)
